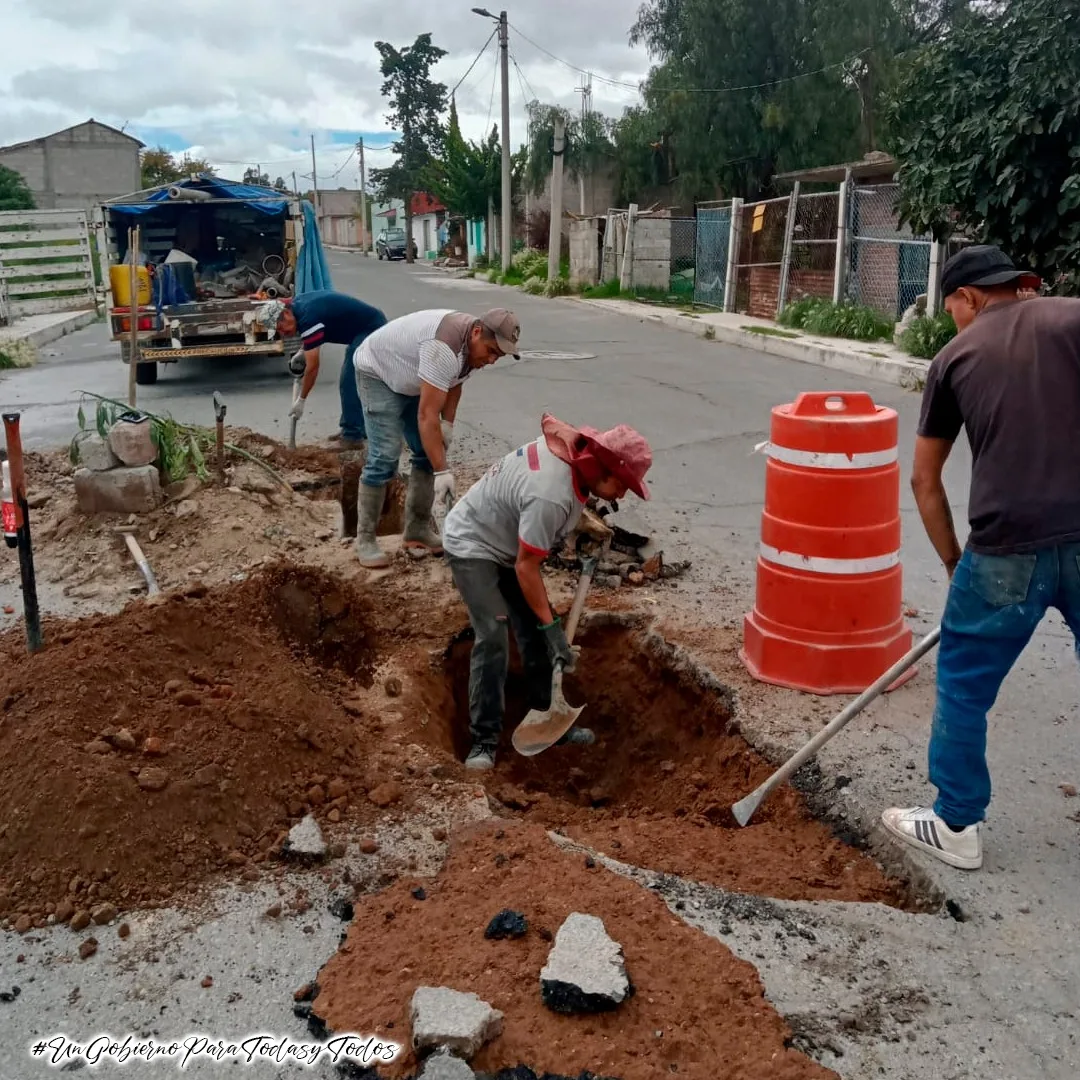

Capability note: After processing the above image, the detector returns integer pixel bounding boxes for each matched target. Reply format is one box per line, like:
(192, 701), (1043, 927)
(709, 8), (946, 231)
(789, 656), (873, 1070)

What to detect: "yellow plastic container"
(110, 264), (151, 307)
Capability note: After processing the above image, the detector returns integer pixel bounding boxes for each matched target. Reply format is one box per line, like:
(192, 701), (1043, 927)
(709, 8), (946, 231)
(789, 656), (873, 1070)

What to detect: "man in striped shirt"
(261, 292), (387, 445)
(351, 307), (521, 568)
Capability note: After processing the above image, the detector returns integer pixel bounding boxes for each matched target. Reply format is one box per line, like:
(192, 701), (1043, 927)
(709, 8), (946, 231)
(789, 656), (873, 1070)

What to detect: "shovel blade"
(511, 703), (586, 757)
(730, 789), (763, 827)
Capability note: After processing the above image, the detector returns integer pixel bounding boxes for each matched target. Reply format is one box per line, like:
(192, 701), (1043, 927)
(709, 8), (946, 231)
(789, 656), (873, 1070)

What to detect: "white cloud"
(1, 0), (651, 188)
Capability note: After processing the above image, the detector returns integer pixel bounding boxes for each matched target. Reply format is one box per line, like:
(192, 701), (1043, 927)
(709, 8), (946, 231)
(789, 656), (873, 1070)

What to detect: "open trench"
(0, 563), (929, 1080)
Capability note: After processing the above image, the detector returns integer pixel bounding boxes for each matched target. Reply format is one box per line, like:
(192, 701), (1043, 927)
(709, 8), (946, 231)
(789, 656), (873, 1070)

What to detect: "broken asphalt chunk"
(410, 986), (503, 1060)
(539, 913), (631, 1014)
(281, 815), (327, 864)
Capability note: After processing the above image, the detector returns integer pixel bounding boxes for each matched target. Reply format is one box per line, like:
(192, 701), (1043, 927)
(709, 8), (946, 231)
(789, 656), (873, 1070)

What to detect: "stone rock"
(110, 728), (137, 752)
(91, 903), (118, 925)
(13, 915), (32, 934)
(281, 815), (327, 863)
(175, 500), (198, 519)
(368, 781), (404, 808)
(410, 986), (503, 1060)
(54, 899), (75, 924)
(484, 910), (528, 940)
(73, 432), (120, 472)
(70, 910), (92, 932)
(540, 913), (631, 1014)
(74, 466), (162, 515)
(108, 418), (157, 467)
(136, 768), (169, 792)
(419, 1051), (476, 1079)
(79, 938), (98, 960)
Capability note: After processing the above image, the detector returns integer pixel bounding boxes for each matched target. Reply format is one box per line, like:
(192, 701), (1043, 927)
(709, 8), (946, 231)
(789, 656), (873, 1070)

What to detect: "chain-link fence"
(733, 196), (791, 318)
(844, 183), (932, 320)
(783, 191), (839, 308)
(694, 203), (732, 308)
(669, 217), (696, 300)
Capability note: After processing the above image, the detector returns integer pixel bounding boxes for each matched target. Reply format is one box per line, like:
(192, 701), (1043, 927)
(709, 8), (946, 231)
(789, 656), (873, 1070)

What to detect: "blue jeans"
(338, 334), (369, 441)
(355, 371), (432, 487)
(930, 543), (1080, 827)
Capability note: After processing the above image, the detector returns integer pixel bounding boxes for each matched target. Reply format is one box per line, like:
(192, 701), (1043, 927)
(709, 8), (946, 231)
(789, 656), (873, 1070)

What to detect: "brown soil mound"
(0, 566), (381, 924)
(312, 819), (839, 1080)
(425, 621), (908, 907)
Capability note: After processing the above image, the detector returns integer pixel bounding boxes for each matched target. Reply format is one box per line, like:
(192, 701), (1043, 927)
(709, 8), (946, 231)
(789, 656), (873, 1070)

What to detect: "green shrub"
(544, 277), (573, 297)
(580, 279), (622, 300)
(511, 247), (547, 280)
(779, 296), (895, 342)
(521, 275), (545, 295)
(898, 311), (957, 359)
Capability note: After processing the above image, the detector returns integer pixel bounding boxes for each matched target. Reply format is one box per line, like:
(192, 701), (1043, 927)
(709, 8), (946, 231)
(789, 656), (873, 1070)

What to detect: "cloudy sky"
(2, 0), (653, 190)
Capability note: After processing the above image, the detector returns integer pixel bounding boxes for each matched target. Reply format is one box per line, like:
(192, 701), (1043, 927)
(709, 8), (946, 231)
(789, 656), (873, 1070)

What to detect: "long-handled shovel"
(730, 625), (941, 827)
(511, 554), (598, 757)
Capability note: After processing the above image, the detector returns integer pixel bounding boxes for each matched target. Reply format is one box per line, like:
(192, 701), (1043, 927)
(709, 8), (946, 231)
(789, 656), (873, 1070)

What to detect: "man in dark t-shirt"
(882, 245), (1080, 871)
(260, 291), (387, 444)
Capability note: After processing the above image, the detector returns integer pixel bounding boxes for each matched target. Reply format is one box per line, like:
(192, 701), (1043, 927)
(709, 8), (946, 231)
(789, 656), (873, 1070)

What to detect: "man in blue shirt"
(259, 292), (387, 444)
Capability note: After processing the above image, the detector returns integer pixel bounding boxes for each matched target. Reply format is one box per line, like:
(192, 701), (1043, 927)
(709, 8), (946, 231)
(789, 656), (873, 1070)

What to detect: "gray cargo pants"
(446, 555), (553, 748)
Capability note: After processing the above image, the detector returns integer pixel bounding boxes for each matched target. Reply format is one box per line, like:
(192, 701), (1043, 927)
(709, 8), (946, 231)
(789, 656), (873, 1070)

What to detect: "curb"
(576, 299), (930, 391)
(0, 309), (98, 351)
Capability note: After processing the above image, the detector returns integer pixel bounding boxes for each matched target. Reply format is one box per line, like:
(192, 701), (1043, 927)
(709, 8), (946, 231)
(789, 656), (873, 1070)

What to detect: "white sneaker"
(881, 806), (982, 870)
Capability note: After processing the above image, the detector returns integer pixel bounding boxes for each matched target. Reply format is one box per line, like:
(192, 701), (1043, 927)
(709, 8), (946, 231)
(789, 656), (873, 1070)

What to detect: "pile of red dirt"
(0, 565), (389, 925)
(425, 621), (910, 907)
(311, 819), (839, 1080)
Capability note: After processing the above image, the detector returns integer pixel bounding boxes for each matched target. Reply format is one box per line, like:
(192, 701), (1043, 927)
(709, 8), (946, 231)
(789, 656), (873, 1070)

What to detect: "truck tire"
(121, 342), (159, 385)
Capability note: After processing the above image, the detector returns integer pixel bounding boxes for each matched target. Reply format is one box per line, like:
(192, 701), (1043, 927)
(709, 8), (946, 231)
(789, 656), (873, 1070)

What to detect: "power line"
(509, 23), (872, 95)
(452, 28), (498, 98)
(509, 51), (539, 104)
(485, 40), (500, 133)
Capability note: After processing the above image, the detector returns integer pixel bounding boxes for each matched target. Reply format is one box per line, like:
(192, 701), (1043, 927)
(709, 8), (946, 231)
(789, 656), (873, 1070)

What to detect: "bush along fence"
(573, 181), (963, 330)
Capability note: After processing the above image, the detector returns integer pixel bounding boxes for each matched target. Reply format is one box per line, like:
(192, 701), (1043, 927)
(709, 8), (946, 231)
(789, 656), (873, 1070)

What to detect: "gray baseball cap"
(481, 308), (521, 358)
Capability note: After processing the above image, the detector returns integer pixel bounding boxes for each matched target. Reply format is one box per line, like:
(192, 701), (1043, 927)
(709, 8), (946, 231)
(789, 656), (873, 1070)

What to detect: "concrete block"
(410, 986), (503, 1059)
(540, 912), (631, 1013)
(281, 815), (327, 863)
(419, 1052), (475, 1079)
(72, 432), (119, 472)
(74, 465), (162, 515)
(108, 417), (157, 467)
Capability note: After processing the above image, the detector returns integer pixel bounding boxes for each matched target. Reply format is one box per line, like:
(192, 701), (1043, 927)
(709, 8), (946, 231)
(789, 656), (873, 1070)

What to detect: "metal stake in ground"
(730, 625), (942, 827)
(213, 392), (227, 483)
(2, 412), (43, 653)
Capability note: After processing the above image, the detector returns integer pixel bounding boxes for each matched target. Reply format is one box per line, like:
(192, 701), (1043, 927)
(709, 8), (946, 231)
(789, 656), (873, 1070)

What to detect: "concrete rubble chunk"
(281, 814), (327, 863)
(108, 418), (158, 467)
(410, 986), (503, 1060)
(419, 1051), (476, 1079)
(74, 466), (162, 515)
(73, 432), (119, 472)
(540, 913), (631, 1014)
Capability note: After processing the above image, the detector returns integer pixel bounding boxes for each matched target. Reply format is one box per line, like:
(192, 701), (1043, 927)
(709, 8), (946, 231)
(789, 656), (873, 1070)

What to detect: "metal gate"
(694, 204), (731, 308)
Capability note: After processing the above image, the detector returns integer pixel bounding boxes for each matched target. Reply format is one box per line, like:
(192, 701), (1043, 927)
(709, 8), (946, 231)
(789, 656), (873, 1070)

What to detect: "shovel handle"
(564, 555), (598, 645)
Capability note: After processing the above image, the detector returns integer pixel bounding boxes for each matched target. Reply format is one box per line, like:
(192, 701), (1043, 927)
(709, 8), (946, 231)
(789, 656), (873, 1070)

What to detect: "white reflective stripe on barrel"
(760, 543), (900, 575)
(763, 442), (898, 470)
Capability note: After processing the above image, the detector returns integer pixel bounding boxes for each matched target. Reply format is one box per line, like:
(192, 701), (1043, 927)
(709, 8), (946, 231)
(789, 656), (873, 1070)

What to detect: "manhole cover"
(516, 349), (598, 361)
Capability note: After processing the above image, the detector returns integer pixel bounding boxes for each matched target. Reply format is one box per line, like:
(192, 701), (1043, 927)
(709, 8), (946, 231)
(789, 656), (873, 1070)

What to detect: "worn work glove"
(434, 469), (456, 506)
(288, 396), (306, 420)
(540, 617), (579, 673)
(287, 349), (307, 377)
(441, 419), (454, 451)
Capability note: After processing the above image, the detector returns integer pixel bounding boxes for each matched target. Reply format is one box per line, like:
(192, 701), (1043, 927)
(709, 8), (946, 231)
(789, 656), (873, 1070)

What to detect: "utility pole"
(498, 11), (511, 273)
(310, 134), (319, 216)
(292, 171), (298, 197)
(547, 114), (565, 284)
(357, 138), (368, 254)
(575, 73), (592, 214)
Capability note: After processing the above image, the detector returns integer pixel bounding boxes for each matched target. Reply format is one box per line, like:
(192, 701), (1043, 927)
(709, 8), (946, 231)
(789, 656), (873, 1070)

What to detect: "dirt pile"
(0, 565), (389, 924)
(311, 819), (840, 1080)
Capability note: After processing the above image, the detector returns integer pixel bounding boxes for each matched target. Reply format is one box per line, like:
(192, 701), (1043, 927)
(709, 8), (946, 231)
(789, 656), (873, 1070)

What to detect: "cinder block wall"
(631, 218), (672, 290)
(569, 220), (599, 286)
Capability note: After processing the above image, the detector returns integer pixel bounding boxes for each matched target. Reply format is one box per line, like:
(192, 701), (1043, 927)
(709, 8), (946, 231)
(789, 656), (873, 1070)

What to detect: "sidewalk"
(0, 309), (98, 353)
(577, 298), (931, 390)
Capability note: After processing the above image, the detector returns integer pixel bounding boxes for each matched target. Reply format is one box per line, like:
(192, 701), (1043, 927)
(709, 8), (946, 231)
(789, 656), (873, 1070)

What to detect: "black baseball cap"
(940, 245), (1041, 298)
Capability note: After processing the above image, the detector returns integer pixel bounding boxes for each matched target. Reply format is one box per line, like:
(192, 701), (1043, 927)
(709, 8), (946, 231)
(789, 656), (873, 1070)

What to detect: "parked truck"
(93, 176), (320, 385)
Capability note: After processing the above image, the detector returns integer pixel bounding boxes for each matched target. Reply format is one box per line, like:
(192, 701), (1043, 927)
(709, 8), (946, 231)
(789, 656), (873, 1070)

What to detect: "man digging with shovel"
(442, 413), (653, 770)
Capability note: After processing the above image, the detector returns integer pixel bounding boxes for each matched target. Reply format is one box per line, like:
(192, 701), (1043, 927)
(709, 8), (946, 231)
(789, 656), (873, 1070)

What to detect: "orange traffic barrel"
(740, 391), (914, 695)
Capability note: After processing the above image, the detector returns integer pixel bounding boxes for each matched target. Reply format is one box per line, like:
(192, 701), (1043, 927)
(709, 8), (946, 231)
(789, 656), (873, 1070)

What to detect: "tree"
(140, 147), (217, 189)
(0, 165), (34, 211)
(369, 33), (448, 263)
(886, 0), (1080, 291)
(243, 167), (272, 188)
(273, 176), (290, 193)
(522, 101), (614, 198)
(424, 99), (500, 222)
